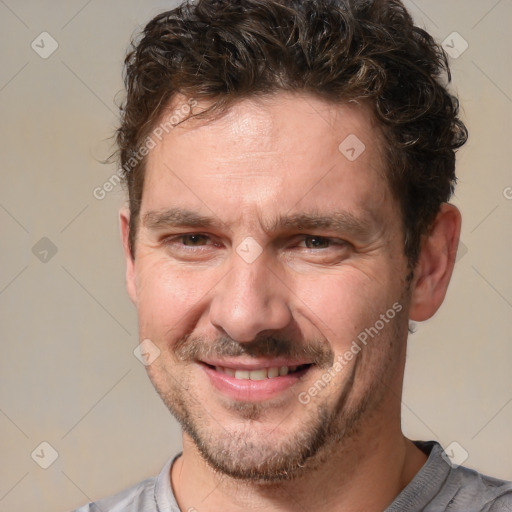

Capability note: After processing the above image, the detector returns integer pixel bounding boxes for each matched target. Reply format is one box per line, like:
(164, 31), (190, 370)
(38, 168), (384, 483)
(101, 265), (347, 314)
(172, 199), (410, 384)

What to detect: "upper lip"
(199, 358), (313, 370)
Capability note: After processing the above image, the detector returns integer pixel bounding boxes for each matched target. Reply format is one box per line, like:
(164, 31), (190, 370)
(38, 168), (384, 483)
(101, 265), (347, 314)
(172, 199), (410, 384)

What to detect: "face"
(122, 93), (413, 481)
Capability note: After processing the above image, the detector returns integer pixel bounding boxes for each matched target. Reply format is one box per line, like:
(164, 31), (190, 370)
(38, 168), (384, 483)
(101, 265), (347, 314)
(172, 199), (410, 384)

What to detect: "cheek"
(292, 268), (399, 348)
(134, 256), (214, 336)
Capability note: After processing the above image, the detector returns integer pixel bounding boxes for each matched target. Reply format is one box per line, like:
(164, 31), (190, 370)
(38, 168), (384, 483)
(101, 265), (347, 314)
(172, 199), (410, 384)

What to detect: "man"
(75, 0), (512, 510)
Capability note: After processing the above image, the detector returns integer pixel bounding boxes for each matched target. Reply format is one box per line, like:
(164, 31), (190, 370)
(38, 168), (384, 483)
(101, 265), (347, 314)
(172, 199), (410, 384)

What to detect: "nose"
(208, 253), (292, 343)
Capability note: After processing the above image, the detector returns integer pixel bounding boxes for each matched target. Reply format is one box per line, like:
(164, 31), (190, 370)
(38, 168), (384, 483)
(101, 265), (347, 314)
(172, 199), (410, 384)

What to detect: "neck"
(171, 419), (427, 512)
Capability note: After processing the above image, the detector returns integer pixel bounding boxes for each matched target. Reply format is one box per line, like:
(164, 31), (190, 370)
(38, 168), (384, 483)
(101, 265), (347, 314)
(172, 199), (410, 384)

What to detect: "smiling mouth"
(202, 363), (313, 380)
(199, 360), (315, 402)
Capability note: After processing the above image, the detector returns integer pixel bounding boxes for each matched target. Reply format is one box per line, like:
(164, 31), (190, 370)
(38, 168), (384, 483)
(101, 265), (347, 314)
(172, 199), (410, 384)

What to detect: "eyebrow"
(268, 212), (375, 240)
(142, 208), (222, 230)
(141, 208), (376, 240)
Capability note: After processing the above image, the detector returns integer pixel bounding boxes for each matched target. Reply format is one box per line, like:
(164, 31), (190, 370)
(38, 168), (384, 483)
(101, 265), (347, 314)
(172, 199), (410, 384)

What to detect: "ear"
(119, 207), (137, 305)
(409, 203), (461, 321)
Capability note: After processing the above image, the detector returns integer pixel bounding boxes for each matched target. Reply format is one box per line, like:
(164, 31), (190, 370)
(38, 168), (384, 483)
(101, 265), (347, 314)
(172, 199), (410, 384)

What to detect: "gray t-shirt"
(73, 441), (512, 511)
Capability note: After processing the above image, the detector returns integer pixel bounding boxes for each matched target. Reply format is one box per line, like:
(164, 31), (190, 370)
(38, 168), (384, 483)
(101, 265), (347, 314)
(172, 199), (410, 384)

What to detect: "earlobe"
(409, 203), (461, 322)
(119, 207), (137, 305)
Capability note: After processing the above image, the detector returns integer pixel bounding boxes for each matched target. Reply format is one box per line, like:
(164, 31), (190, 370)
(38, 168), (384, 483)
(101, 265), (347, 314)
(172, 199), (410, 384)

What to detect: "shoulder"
(71, 476), (158, 512)
(446, 464), (512, 511)
(389, 441), (512, 511)
(70, 454), (181, 512)
(422, 441), (512, 511)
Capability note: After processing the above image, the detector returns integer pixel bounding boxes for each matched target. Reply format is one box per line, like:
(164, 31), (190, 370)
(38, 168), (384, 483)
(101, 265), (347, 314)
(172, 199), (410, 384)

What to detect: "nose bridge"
(209, 252), (291, 342)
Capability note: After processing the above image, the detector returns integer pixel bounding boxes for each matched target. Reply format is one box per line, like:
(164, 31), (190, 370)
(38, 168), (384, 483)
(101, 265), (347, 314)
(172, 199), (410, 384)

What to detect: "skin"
(120, 92), (461, 511)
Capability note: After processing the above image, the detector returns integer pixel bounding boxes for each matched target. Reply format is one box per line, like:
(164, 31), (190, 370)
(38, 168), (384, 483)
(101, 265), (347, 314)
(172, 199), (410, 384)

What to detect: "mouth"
(204, 363), (312, 380)
(199, 360), (314, 401)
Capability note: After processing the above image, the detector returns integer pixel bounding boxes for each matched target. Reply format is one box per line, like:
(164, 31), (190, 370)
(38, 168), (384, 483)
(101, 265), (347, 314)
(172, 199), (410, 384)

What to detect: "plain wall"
(0, 1), (511, 511)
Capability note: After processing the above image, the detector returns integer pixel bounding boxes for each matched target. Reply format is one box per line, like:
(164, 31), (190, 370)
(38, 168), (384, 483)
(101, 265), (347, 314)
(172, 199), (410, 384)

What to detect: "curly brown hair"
(116, 0), (468, 267)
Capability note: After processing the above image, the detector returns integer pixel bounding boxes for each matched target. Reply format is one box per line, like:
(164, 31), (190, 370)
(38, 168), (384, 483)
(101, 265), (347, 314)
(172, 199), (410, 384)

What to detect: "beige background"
(0, 1), (511, 511)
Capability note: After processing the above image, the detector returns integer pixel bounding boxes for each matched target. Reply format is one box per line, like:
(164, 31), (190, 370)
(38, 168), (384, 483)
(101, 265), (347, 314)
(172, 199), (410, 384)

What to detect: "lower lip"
(200, 363), (311, 402)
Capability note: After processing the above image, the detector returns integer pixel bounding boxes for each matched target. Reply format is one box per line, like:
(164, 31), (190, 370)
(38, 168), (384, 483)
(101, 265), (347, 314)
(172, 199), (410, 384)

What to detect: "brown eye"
(303, 236), (331, 249)
(180, 234), (210, 246)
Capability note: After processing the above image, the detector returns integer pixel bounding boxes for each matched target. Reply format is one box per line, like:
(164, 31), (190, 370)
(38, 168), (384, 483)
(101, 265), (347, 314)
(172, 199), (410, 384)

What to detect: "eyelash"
(161, 233), (347, 251)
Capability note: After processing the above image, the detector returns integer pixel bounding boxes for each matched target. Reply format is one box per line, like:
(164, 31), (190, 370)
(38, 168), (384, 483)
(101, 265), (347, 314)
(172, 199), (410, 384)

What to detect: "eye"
(301, 236), (331, 249)
(161, 233), (216, 250)
(179, 234), (211, 246)
(298, 236), (344, 249)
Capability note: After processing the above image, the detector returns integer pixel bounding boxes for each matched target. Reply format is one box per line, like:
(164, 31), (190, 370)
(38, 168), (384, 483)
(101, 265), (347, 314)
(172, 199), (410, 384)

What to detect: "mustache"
(174, 333), (334, 368)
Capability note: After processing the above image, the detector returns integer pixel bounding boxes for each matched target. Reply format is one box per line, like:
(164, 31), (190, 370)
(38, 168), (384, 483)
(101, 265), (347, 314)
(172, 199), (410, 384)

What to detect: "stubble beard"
(148, 313), (405, 483)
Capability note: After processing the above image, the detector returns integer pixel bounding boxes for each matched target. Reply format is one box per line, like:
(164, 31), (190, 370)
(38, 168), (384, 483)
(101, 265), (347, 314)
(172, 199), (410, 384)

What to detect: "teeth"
(214, 365), (306, 379)
(267, 367), (279, 378)
(234, 370), (250, 379)
(249, 369), (267, 380)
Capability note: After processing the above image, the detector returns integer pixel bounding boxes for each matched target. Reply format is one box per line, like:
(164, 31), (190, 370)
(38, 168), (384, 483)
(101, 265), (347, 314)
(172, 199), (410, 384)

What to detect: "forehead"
(142, 92), (395, 228)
